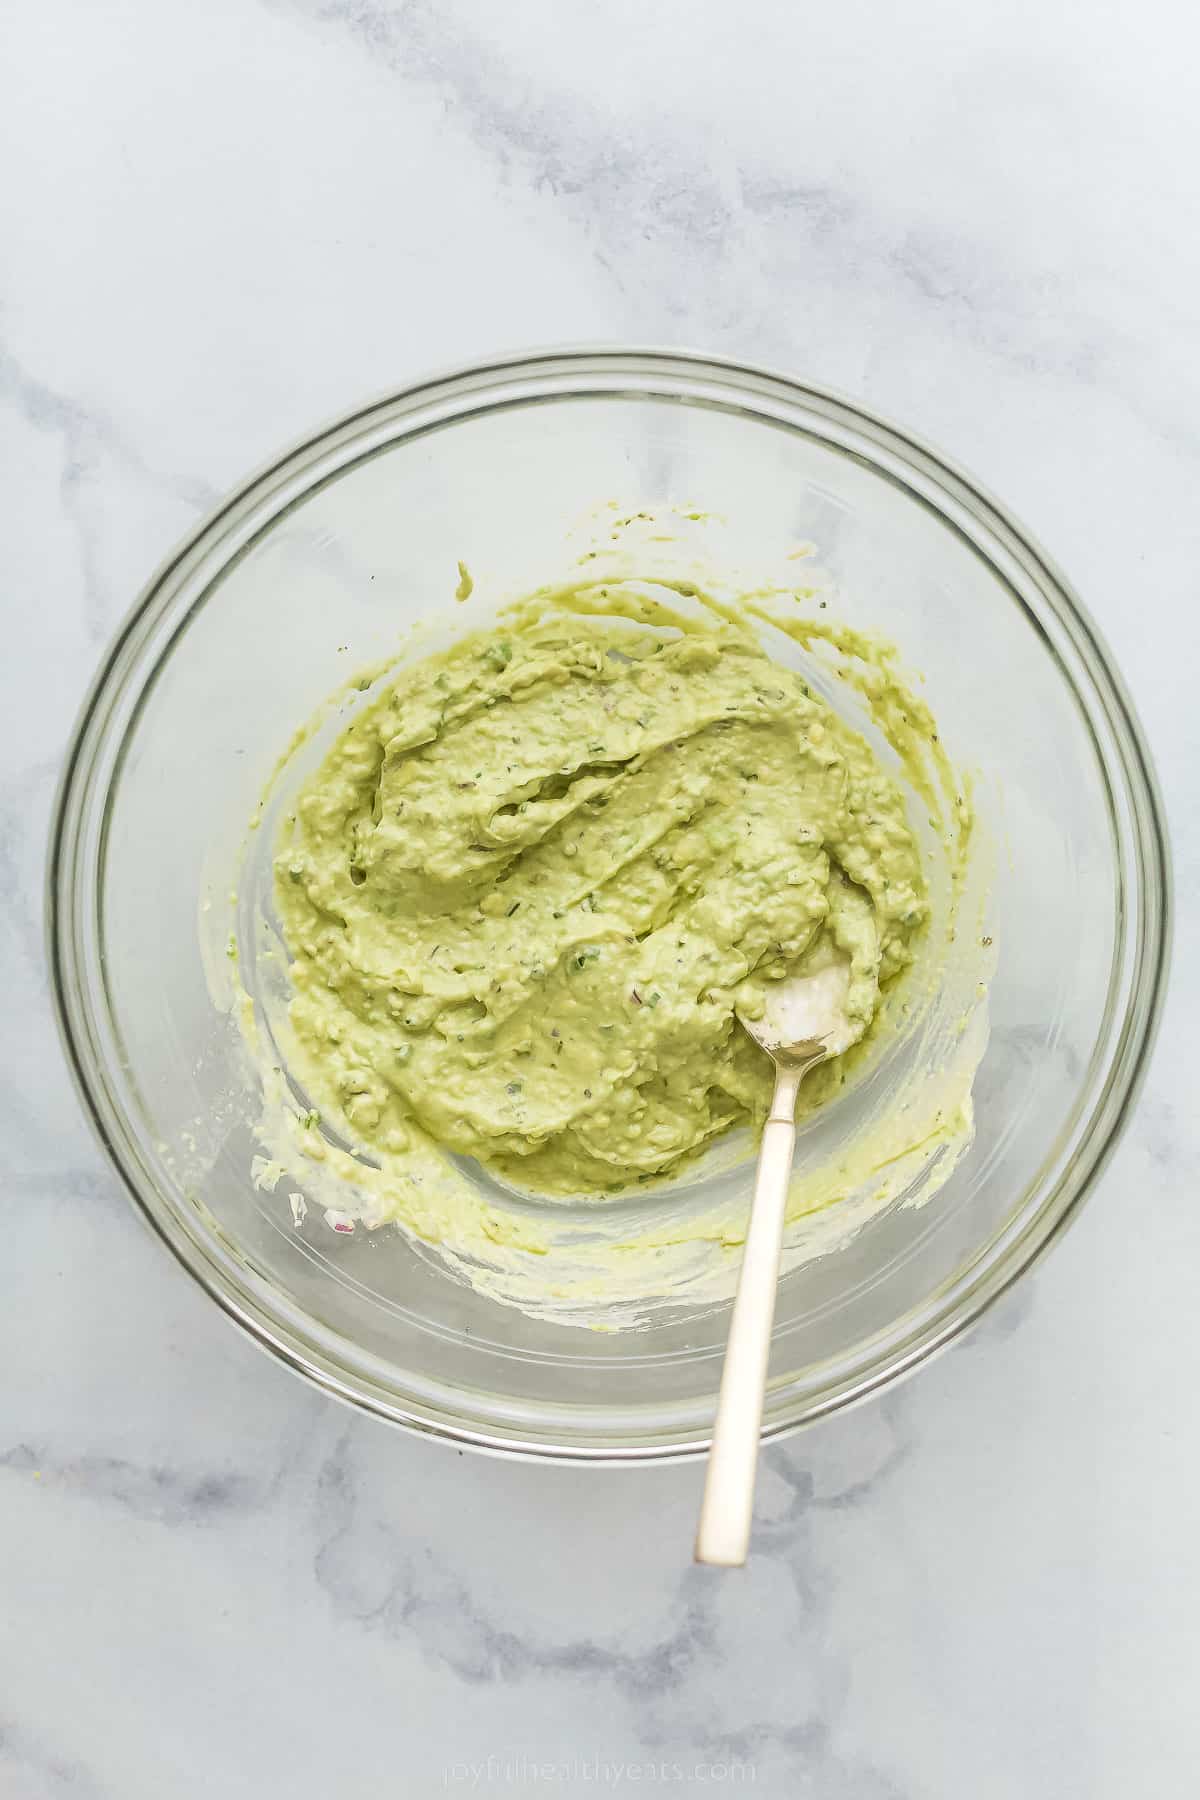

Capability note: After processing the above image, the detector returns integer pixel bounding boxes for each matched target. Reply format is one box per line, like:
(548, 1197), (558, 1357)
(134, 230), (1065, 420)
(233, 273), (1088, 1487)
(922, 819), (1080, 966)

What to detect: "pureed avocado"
(274, 581), (933, 1199)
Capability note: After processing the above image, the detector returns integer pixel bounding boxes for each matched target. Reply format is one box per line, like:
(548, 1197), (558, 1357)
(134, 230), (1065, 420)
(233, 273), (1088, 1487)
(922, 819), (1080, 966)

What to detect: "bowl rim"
(46, 344), (1173, 1463)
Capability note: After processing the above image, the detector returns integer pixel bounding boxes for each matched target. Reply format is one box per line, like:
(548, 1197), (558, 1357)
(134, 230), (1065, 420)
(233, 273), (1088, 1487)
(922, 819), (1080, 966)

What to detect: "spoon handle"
(695, 1063), (802, 1567)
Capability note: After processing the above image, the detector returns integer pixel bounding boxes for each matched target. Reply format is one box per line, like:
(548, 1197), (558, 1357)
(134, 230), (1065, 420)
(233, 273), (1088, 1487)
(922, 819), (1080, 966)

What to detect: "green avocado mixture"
(274, 592), (928, 1197)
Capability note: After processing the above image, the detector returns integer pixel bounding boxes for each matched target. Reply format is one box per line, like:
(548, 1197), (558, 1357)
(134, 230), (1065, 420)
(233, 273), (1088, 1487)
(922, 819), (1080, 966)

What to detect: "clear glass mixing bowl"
(48, 350), (1170, 1460)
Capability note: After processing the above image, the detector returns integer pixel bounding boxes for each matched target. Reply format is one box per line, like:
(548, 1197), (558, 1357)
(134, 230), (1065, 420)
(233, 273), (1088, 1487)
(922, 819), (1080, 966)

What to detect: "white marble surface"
(2, 2), (1197, 1793)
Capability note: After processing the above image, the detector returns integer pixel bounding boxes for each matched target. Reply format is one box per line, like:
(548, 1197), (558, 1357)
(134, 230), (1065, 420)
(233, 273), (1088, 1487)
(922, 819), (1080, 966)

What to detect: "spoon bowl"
(739, 958), (858, 1067)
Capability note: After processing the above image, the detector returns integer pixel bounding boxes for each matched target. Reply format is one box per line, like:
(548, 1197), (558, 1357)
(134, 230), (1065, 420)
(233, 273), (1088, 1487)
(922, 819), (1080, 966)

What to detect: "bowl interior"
(60, 359), (1158, 1455)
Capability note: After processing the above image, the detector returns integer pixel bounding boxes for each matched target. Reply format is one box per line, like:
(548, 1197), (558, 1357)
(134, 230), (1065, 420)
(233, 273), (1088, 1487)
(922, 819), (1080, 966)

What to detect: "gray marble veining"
(2, 1), (1197, 1794)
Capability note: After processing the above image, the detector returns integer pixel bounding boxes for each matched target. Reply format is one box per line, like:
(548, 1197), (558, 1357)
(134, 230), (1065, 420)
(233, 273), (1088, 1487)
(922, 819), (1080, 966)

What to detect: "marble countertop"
(3, 3), (1197, 1794)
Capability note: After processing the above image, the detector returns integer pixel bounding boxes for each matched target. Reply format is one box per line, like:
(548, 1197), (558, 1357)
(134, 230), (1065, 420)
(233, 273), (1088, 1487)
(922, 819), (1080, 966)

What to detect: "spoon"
(695, 957), (856, 1567)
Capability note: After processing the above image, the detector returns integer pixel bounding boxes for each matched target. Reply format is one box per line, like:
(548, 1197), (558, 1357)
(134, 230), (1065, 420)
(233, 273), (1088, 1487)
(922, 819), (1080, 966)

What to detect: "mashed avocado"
(273, 587), (929, 1198)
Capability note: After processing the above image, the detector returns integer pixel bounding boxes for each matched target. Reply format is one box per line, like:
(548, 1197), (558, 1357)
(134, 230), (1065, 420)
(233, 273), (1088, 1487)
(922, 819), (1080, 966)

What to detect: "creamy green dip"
(273, 583), (929, 1198)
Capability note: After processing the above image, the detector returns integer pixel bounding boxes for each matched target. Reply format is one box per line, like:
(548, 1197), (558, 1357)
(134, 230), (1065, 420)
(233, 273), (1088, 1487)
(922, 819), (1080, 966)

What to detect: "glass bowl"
(48, 349), (1170, 1461)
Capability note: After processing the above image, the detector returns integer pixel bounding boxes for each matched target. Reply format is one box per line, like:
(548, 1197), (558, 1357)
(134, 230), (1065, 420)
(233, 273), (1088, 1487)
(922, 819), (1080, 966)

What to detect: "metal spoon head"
(737, 957), (857, 1068)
